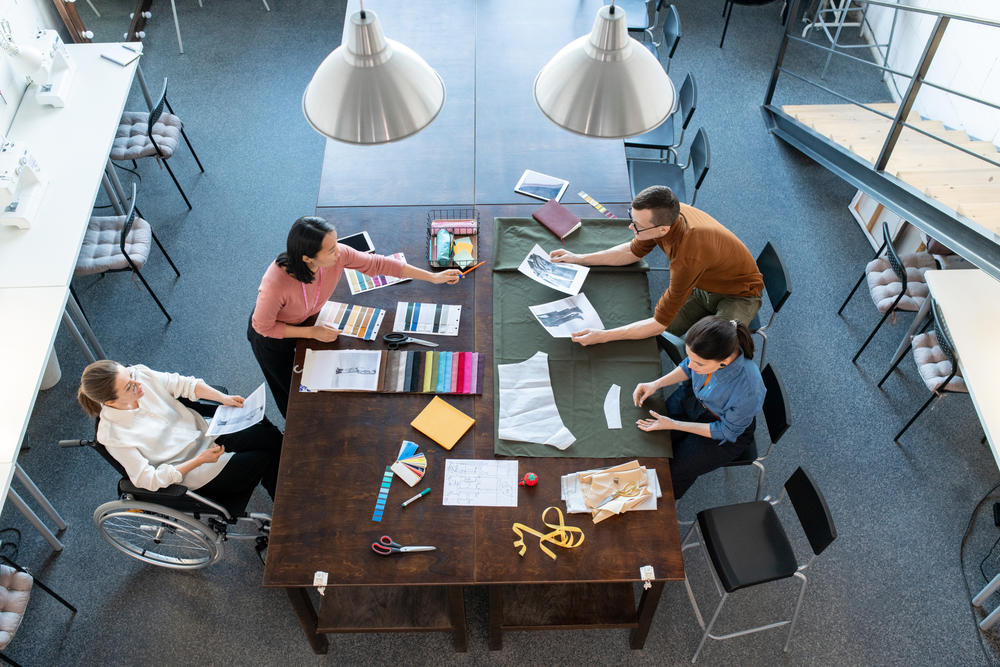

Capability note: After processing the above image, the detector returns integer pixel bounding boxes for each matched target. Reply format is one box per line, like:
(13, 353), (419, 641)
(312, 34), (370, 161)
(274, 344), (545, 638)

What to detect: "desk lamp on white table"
(0, 19), (76, 108)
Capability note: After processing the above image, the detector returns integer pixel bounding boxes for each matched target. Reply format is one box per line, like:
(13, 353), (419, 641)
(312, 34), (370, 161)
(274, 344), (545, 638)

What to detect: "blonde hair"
(78, 360), (122, 417)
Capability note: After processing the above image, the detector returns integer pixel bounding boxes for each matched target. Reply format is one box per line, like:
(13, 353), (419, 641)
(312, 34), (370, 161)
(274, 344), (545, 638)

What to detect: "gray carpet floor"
(5, 1), (1000, 665)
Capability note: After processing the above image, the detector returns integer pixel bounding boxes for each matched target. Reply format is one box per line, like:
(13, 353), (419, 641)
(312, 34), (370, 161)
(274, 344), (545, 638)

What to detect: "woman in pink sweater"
(248, 216), (460, 417)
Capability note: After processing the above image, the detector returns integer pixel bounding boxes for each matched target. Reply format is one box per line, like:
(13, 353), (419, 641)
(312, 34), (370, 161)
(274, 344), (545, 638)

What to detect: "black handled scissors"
(383, 332), (438, 350)
(371, 535), (437, 556)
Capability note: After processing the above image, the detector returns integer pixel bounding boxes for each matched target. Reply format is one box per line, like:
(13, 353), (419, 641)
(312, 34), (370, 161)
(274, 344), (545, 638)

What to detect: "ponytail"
(78, 360), (121, 417)
(685, 316), (755, 361)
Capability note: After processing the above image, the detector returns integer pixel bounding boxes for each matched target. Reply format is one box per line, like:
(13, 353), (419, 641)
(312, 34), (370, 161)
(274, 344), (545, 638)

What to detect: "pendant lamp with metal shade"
(534, 2), (675, 139)
(302, 5), (446, 145)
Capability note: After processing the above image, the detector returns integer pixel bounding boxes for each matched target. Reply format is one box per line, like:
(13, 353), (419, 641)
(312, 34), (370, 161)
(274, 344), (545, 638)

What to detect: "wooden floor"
(782, 103), (1000, 237)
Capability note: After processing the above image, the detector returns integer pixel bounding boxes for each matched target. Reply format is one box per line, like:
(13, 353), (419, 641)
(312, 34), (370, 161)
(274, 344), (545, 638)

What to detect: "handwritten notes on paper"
(442, 459), (518, 507)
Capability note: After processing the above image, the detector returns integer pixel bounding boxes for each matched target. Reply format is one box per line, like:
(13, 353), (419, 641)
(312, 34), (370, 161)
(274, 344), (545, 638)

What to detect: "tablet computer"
(514, 169), (570, 203)
(338, 231), (375, 253)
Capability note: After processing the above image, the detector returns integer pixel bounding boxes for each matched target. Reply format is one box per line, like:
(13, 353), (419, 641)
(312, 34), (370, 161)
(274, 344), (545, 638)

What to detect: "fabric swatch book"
(299, 349), (484, 394)
(411, 396), (475, 450)
(532, 199), (581, 240)
(390, 440), (427, 487)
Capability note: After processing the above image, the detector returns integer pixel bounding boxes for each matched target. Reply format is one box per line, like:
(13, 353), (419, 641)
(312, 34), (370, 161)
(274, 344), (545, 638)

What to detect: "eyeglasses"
(628, 210), (657, 235)
(123, 369), (141, 395)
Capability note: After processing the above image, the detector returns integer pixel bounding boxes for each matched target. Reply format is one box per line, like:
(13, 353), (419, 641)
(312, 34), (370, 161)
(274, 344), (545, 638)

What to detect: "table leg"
(448, 586), (469, 652)
(61, 310), (97, 364)
(6, 488), (63, 551)
(14, 465), (67, 531)
(285, 587), (329, 654)
(630, 581), (665, 649)
(101, 172), (125, 216)
(105, 162), (130, 215)
(488, 585), (503, 651)
(65, 292), (107, 360)
(889, 298), (931, 368)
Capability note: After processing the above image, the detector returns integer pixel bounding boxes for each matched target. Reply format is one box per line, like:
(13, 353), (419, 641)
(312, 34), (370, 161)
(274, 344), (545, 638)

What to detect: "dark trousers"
(196, 418), (283, 516)
(247, 313), (298, 419)
(667, 381), (755, 500)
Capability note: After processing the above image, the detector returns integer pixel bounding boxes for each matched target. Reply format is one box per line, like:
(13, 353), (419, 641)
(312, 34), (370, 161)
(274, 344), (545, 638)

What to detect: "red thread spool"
(519, 472), (539, 487)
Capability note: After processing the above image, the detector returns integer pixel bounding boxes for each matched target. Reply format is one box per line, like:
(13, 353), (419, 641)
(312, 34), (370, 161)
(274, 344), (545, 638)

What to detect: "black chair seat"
(697, 500), (797, 592)
(625, 114), (676, 151)
(629, 159), (687, 203)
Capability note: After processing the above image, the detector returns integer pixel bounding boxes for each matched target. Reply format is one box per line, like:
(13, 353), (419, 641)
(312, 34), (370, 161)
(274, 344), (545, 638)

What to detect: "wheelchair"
(60, 393), (270, 570)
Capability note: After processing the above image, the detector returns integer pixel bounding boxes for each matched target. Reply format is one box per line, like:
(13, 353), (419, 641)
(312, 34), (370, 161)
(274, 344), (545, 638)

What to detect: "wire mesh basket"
(426, 207), (480, 269)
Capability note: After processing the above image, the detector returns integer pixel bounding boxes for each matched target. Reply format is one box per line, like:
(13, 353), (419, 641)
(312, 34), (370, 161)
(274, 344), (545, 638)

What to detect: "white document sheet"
(497, 351), (576, 449)
(604, 384), (622, 429)
(517, 244), (589, 295)
(205, 382), (266, 436)
(529, 293), (604, 338)
(299, 349), (382, 392)
(560, 467), (662, 514)
(442, 459), (519, 507)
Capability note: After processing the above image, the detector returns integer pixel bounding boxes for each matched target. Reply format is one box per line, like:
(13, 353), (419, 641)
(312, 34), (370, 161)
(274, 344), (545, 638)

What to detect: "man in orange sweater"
(549, 185), (762, 345)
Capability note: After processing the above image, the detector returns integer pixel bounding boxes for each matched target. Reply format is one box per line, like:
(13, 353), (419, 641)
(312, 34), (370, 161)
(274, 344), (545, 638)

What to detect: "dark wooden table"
(264, 0), (683, 654)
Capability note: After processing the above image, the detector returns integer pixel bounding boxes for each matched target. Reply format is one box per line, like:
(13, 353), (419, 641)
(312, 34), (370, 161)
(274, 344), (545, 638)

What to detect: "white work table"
(0, 44), (139, 547)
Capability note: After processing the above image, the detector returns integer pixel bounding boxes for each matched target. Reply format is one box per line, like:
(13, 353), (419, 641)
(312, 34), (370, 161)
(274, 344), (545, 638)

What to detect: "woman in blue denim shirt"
(633, 316), (766, 499)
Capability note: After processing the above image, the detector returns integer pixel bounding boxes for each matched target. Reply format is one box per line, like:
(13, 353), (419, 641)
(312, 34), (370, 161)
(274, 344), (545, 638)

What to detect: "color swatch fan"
(391, 440), (427, 487)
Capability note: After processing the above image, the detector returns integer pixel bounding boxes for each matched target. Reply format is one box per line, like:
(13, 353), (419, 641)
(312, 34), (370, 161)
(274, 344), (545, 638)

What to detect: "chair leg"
(877, 341), (910, 388)
(261, 0), (271, 10)
(720, 1), (736, 48)
(132, 268), (173, 322)
(692, 591), (728, 663)
(0, 556), (76, 612)
(753, 460), (766, 501)
(852, 309), (892, 363)
(782, 571), (808, 653)
(179, 128), (205, 173)
(162, 160), (193, 210)
(0, 650), (25, 667)
(757, 331), (769, 368)
(838, 271), (865, 315)
(151, 230), (181, 277)
(894, 393), (939, 443)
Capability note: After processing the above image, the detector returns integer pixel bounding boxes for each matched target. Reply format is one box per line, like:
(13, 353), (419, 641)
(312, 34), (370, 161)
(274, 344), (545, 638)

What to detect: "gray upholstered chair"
(838, 222), (934, 363)
(0, 558), (76, 667)
(74, 183), (180, 322)
(110, 78), (204, 210)
(878, 299), (970, 443)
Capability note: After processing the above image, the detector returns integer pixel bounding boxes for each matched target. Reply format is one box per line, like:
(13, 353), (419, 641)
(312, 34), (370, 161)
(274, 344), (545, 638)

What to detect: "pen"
(401, 488), (431, 507)
(460, 261), (485, 277)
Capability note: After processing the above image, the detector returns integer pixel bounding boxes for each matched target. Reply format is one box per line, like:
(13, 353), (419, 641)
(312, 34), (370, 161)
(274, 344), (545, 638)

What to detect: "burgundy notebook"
(532, 199), (582, 240)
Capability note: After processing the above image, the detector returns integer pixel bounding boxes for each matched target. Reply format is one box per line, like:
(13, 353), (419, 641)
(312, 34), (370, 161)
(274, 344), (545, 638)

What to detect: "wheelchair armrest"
(119, 479), (189, 498)
(178, 384), (229, 418)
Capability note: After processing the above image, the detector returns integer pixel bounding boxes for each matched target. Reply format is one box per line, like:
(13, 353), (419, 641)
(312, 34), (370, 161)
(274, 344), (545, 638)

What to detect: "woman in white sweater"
(78, 360), (282, 515)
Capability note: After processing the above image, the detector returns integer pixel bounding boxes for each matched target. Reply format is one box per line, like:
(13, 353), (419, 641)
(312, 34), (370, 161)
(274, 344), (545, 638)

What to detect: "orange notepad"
(410, 396), (475, 450)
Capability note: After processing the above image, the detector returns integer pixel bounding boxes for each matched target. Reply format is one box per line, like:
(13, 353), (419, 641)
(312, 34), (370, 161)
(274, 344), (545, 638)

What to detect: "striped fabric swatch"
(344, 252), (411, 295)
(393, 301), (462, 336)
(381, 350), (482, 394)
(372, 466), (394, 522)
(316, 301), (385, 341)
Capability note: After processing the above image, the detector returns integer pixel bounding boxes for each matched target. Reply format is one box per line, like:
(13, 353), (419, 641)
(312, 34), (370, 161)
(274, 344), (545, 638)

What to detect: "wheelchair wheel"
(94, 500), (224, 569)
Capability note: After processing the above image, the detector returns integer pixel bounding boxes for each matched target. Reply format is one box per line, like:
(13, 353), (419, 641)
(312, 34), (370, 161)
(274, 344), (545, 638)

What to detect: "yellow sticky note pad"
(411, 396), (475, 450)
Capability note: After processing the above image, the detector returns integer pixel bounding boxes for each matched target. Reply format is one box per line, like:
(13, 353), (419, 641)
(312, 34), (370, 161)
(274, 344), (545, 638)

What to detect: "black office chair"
(720, 0), (787, 49)
(624, 72), (697, 162)
(109, 78), (205, 210)
(748, 242), (792, 367)
(641, 3), (681, 73)
(682, 467), (837, 662)
(878, 299), (970, 443)
(839, 222), (934, 364)
(720, 363), (790, 500)
(629, 126), (710, 205)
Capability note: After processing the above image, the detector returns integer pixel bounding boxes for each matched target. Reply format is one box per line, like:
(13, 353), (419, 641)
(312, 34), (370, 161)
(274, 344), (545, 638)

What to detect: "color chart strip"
(344, 252), (411, 295)
(578, 190), (617, 218)
(372, 466), (393, 522)
(393, 302), (462, 336)
(318, 302), (385, 340)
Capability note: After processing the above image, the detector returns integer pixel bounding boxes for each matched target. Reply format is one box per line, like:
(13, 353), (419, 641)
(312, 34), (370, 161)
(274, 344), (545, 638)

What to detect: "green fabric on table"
(493, 217), (650, 272)
(493, 219), (671, 459)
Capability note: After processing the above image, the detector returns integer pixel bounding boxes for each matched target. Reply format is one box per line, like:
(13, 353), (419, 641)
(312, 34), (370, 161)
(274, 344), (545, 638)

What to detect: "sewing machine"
(1, 25), (75, 108)
(0, 139), (47, 229)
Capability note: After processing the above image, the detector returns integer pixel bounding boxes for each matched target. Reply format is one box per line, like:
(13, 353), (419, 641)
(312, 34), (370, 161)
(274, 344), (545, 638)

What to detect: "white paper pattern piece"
(443, 459), (519, 507)
(392, 301), (462, 336)
(299, 349), (382, 392)
(529, 293), (604, 338)
(560, 467), (661, 514)
(604, 384), (622, 429)
(517, 244), (589, 295)
(205, 383), (266, 436)
(497, 351), (576, 449)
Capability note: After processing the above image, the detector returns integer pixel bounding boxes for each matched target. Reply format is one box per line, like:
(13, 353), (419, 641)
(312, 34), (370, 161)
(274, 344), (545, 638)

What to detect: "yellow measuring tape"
(512, 506), (585, 560)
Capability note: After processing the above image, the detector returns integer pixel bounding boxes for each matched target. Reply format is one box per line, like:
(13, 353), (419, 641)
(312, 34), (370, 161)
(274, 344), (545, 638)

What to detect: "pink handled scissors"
(371, 535), (437, 556)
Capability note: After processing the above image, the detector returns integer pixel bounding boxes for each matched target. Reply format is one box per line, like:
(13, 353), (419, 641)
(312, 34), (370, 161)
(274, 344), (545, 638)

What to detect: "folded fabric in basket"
(560, 461), (660, 524)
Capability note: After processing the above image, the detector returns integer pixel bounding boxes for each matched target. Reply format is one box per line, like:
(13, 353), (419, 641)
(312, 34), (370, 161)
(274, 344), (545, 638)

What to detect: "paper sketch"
(443, 459), (519, 507)
(517, 244), (589, 295)
(529, 293), (604, 337)
(205, 383), (266, 436)
(497, 351), (576, 449)
(300, 349), (382, 392)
